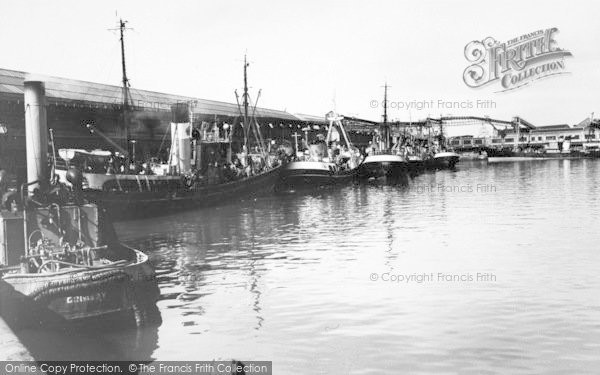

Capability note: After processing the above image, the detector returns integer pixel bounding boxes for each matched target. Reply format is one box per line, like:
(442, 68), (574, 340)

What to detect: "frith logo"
(463, 28), (573, 92)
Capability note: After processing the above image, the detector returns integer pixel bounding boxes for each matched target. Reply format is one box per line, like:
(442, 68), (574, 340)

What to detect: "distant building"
(447, 119), (600, 152)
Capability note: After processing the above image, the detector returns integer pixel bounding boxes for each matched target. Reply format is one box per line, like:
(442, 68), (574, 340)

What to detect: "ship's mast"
(234, 54), (267, 155)
(243, 54), (250, 147)
(383, 83), (388, 126)
(381, 83), (390, 149)
(118, 18), (131, 157)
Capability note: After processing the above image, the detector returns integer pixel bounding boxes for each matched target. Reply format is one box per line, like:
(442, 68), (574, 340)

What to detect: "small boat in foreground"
(0, 79), (160, 328)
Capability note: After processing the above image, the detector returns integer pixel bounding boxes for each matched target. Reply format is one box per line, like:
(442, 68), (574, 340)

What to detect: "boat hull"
(428, 152), (460, 169)
(1, 247), (160, 327)
(276, 161), (356, 192)
(406, 156), (425, 172)
(357, 154), (408, 179)
(458, 152), (488, 161)
(58, 166), (282, 220)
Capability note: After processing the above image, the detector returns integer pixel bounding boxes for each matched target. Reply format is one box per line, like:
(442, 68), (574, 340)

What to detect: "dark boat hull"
(276, 161), (356, 192)
(357, 154), (408, 179)
(357, 162), (407, 179)
(1, 246), (160, 328)
(426, 152), (460, 169)
(406, 157), (425, 172)
(69, 166), (281, 220)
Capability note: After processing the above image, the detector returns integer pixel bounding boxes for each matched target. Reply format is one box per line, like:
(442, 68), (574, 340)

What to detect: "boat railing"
(200, 133), (230, 143)
(370, 150), (403, 156)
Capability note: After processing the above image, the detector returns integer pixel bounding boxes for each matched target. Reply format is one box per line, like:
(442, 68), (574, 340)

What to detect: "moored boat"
(356, 84), (409, 180)
(276, 111), (361, 192)
(0, 79), (160, 328)
(54, 44), (281, 219)
(429, 151), (460, 169)
(65, 162), (281, 219)
(406, 154), (425, 172)
(278, 160), (355, 191)
(357, 153), (408, 179)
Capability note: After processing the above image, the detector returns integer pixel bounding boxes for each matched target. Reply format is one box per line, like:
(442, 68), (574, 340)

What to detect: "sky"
(1, 0), (599, 126)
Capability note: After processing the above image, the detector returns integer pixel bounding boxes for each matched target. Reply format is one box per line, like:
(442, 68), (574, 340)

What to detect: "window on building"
(474, 139), (483, 145)
(492, 139), (501, 143)
(538, 137), (542, 141)
(463, 140), (472, 145)
(572, 135), (580, 140)
(546, 136), (556, 140)
(505, 138), (514, 142)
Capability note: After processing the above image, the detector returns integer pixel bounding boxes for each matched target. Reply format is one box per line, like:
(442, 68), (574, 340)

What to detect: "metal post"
(292, 132), (301, 155)
(130, 140), (136, 162)
(24, 80), (48, 193)
(515, 118), (520, 152)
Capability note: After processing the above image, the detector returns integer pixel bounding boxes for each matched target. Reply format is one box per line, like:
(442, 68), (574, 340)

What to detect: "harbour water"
(14, 159), (600, 374)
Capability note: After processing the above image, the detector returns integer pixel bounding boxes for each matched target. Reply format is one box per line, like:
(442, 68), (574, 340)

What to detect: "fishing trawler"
(276, 111), (361, 192)
(425, 118), (460, 169)
(399, 119), (459, 171)
(428, 151), (460, 169)
(406, 154), (425, 171)
(357, 84), (408, 180)
(55, 118), (281, 219)
(0, 80), (160, 327)
(54, 21), (280, 219)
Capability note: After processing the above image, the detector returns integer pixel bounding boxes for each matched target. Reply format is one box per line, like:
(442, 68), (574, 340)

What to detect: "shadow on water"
(15, 320), (160, 361)
(152, 233), (266, 331)
(359, 172), (411, 186)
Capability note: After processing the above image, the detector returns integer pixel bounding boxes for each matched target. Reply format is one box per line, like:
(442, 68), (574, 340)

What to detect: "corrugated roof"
(0, 67), (300, 121)
(294, 113), (328, 123)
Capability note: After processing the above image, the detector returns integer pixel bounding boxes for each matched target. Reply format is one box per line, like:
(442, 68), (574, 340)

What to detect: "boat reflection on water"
(124, 206), (276, 334)
(1, 274), (161, 362)
(362, 166), (411, 186)
(14, 319), (160, 361)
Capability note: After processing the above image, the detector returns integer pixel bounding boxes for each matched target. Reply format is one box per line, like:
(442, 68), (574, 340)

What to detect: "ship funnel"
(24, 79), (49, 193)
(169, 122), (192, 174)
